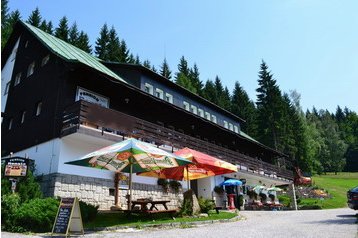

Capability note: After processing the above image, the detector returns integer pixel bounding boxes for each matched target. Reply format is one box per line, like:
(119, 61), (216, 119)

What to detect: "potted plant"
(169, 180), (182, 193)
(157, 178), (169, 192)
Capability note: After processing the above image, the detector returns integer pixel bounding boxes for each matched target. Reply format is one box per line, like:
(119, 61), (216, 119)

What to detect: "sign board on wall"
(76, 87), (109, 108)
(52, 197), (84, 237)
(3, 157), (29, 177)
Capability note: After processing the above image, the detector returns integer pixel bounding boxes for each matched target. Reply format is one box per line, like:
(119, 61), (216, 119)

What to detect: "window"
(8, 118), (13, 130)
(14, 73), (21, 86)
(183, 101), (190, 111)
(21, 111), (26, 124)
(41, 55), (50, 66)
(229, 123), (234, 131)
(205, 112), (211, 120)
(144, 83), (153, 95)
(35, 102), (42, 116)
(165, 93), (173, 103)
(27, 62), (35, 77)
(198, 109), (204, 117)
(224, 121), (228, 129)
(191, 105), (197, 114)
(234, 125), (239, 133)
(4, 81), (10, 95)
(211, 115), (217, 123)
(155, 88), (164, 99)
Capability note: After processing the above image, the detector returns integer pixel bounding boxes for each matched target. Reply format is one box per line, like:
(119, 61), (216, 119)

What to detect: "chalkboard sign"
(52, 197), (83, 237)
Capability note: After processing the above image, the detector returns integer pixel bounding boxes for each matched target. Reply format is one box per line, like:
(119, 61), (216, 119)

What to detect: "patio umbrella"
(65, 138), (192, 210)
(267, 187), (283, 192)
(137, 147), (238, 188)
(253, 185), (266, 194)
(219, 179), (243, 186)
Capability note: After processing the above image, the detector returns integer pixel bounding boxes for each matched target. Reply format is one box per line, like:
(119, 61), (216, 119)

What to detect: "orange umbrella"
(137, 147), (238, 186)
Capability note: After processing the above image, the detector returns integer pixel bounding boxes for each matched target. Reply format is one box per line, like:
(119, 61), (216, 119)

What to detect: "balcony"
(61, 100), (293, 181)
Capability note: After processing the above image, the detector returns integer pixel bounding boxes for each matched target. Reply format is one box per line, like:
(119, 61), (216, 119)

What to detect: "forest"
(2, 1), (357, 174)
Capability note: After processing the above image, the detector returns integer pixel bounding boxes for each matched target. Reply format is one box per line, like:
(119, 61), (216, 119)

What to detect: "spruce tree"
(55, 16), (69, 42)
(77, 31), (92, 53)
(39, 19), (48, 32)
(160, 58), (172, 80)
(202, 79), (218, 104)
(7, 10), (21, 30)
(128, 53), (135, 64)
(189, 63), (203, 95)
(231, 81), (257, 136)
(1, 0), (9, 49)
(95, 23), (109, 60)
(143, 59), (151, 69)
(119, 39), (129, 63)
(106, 26), (121, 61)
(46, 21), (53, 34)
(151, 65), (157, 73)
(68, 22), (79, 45)
(255, 60), (284, 149)
(135, 55), (141, 65)
(27, 7), (41, 27)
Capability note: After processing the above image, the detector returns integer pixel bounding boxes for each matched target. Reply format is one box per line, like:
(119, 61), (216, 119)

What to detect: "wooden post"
(114, 172), (121, 207)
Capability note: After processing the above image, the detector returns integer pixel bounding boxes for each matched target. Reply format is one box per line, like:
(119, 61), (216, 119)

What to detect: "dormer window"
(211, 115), (217, 123)
(224, 121), (228, 129)
(41, 55), (50, 66)
(155, 88), (164, 99)
(198, 109), (204, 117)
(14, 73), (21, 86)
(165, 93), (173, 103)
(183, 101), (190, 111)
(27, 62), (35, 77)
(191, 105), (197, 114)
(229, 123), (234, 131)
(144, 83), (153, 95)
(234, 125), (239, 133)
(205, 112), (211, 120)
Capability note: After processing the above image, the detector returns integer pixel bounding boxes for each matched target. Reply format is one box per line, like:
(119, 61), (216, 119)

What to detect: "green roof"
(22, 22), (125, 83)
(239, 130), (260, 143)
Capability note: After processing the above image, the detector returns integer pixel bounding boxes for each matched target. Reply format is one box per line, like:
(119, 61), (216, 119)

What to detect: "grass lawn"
(84, 210), (237, 229)
(300, 172), (358, 209)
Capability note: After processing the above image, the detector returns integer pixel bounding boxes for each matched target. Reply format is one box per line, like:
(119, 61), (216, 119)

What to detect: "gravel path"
(2, 208), (357, 238)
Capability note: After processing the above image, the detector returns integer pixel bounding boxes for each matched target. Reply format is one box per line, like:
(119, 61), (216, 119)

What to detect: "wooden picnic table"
(131, 200), (171, 212)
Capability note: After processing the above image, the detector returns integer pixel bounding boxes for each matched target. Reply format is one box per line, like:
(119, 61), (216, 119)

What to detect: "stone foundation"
(39, 173), (184, 210)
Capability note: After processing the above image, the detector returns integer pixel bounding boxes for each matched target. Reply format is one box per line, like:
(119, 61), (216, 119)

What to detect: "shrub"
(79, 200), (99, 222)
(169, 180), (181, 193)
(198, 197), (215, 214)
(299, 205), (322, 210)
(179, 198), (193, 216)
(14, 197), (59, 232)
(1, 193), (21, 231)
(278, 195), (291, 207)
(17, 170), (43, 203)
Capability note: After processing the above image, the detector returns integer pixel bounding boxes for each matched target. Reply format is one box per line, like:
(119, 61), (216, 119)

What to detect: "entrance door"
(190, 180), (198, 196)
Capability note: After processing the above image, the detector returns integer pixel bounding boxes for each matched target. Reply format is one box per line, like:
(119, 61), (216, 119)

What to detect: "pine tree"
(128, 53), (135, 64)
(27, 7), (41, 27)
(106, 26), (121, 61)
(202, 79), (218, 104)
(189, 63), (203, 95)
(231, 81), (257, 135)
(135, 55), (141, 65)
(77, 31), (92, 53)
(143, 59), (151, 69)
(160, 58), (172, 80)
(7, 10), (21, 30)
(119, 40), (129, 63)
(46, 21), (53, 34)
(151, 65), (157, 73)
(1, 0), (10, 50)
(255, 60), (284, 149)
(175, 56), (197, 93)
(68, 22), (79, 45)
(39, 19), (48, 32)
(95, 23), (109, 60)
(55, 16), (69, 42)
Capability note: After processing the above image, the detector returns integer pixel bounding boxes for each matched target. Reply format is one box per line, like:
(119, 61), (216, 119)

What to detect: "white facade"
(1, 38), (20, 112)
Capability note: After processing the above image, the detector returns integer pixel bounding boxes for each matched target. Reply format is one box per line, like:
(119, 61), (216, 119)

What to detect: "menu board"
(52, 197), (83, 236)
(3, 157), (29, 177)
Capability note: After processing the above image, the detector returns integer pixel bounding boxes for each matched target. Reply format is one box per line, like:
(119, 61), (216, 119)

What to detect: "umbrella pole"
(186, 165), (190, 190)
(128, 163), (133, 210)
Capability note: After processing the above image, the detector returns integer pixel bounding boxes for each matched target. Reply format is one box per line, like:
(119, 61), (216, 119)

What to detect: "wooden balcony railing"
(61, 100), (293, 180)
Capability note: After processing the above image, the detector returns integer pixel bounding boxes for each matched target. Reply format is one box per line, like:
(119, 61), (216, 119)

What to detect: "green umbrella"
(65, 138), (192, 210)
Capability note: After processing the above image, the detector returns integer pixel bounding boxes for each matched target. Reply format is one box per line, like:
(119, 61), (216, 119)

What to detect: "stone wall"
(39, 173), (183, 210)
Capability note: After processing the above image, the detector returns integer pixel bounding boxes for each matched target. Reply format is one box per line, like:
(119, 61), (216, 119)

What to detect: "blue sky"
(7, 0), (358, 112)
